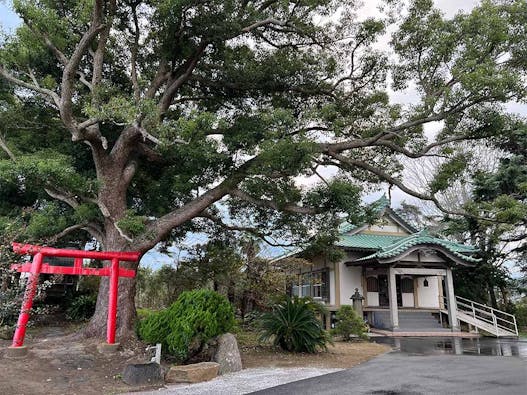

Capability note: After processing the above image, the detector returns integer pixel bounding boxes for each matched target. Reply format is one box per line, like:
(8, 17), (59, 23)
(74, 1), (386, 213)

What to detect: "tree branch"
(44, 187), (80, 209)
(326, 151), (502, 224)
(242, 18), (291, 33)
(145, 59), (170, 99)
(230, 188), (319, 215)
(47, 223), (98, 243)
(198, 212), (293, 247)
(0, 133), (16, 161)
(0, 66), (60, 107)
(158, 41), (209, 114)
(130, 2), (141, 103)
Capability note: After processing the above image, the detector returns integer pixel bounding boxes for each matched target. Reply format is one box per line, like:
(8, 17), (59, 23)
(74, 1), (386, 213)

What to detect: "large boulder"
(122, 362), (164, 386)
(212, 333), (242, 375)
(165, 362), (219, 383)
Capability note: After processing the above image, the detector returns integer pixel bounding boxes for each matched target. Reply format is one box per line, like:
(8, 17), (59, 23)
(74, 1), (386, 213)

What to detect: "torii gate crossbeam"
(9, 243), (140, 349)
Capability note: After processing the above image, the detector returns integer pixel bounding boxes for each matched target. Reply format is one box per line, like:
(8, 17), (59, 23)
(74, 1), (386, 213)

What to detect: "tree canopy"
(1, 0), (527, 337)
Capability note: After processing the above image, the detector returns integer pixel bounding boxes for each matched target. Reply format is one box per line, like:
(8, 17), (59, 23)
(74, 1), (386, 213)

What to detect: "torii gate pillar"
(5, 243), (140, 358)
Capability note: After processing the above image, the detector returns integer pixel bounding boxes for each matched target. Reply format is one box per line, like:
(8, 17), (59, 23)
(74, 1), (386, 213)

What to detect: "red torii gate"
(9, 243), (140, 352)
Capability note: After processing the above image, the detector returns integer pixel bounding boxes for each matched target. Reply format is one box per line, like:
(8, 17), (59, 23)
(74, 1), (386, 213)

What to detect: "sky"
(0, 2), (19, 33)
(0, 1), (525, 270)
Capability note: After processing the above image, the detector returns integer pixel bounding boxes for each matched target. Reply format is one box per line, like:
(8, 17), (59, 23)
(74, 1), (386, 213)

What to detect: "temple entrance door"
(378, 275), (389, 306)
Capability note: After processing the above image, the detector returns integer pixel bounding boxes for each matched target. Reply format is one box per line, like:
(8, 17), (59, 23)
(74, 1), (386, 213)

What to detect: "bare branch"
(158, 41), (209, 114)
(145, 60), (170, 99)
(78, 118), (101, 130)
(242, 18), (290, 33)
(44, 187), (80, 209)
(130, 2), (141, 103)
(77, 71), (93, 91)
(0, 133), (17, 161)
(326, 151), (504, 224)
(0, 66), (60, 107)
(22, 17), (69, 66)
(47, 223), (102, 243)
(61, 21), (107, 134)
(231, 188), (319, 215)
(113, 221), (133, 243)
(198, 212), (294, 247)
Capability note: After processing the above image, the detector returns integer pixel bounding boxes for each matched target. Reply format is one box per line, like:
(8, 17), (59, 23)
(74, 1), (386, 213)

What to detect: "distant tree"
(1, 0), (527, 340)
(445, 128), (527, 309)
(401, 134), (527, 308)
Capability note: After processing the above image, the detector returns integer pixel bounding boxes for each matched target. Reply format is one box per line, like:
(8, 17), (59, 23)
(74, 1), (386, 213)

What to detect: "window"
(366, 276), (379, 292)
(291, 269), (329, 301)
(401, 277), (414, 293)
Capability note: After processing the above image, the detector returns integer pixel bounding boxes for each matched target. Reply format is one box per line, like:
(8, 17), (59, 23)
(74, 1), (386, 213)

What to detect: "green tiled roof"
(355, 229), (480, 263)
(338, 221), (357, 233)
(337, 194), (391, 235)
(336, 234), (407, 249)
(370, 194), (390, 214)
(272, 194), (479, 265)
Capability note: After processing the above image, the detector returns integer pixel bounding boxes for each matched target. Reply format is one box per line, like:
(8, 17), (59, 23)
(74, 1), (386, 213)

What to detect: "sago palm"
(259, 296), (331, 353)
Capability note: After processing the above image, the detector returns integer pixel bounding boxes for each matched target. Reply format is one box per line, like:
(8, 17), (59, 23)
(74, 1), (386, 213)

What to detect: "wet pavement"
(253, 337), (527, 395)
(372, 336), (527, 361)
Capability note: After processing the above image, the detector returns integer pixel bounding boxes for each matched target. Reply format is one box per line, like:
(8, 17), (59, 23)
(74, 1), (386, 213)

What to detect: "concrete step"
(394, 327), (451, 332)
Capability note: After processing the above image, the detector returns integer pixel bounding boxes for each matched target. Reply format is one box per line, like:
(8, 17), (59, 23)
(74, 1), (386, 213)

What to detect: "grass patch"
(236, 329), (261, 348)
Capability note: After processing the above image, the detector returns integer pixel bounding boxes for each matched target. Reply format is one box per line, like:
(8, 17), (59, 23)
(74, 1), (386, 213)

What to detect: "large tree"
(1, 0), (527, 339)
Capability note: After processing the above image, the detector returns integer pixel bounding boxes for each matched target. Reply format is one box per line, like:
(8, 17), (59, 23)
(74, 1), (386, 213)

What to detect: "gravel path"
(136, 367), (343, 395)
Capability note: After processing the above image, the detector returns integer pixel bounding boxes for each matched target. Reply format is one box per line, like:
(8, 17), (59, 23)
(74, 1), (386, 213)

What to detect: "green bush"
(0, 288), (23, 327)
(258, 296), (331, 353)
(332, 305), (368, 340)
(514, 301), (527, 330)
(136, 307), (155, 321)
(137, 289), (236, 361)
(66, 294), (97, 321)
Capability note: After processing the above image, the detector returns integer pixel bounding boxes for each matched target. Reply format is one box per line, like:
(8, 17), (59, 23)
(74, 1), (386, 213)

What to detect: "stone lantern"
(350, 288), (364, 317)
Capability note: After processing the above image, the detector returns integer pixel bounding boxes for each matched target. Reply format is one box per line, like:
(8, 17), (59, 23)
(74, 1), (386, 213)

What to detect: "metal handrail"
(456, 301), (512, 325)
(456, 295), (517, 319)
(443, 295), (518, 337)
(457, 299), (517, 328)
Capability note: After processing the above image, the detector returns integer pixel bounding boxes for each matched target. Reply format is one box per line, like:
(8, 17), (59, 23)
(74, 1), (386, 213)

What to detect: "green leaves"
(429, 153), (470, 194)
(116, 210), (148, 238)
(332, 305), (368, 340)
(0, 152), (91, 196)
(26, 201), (67, 238)
(137, 289), (236, 361)
(305, 179), (363, 219)
(258, 296), (331, 353)
(256, 139), (316, 176)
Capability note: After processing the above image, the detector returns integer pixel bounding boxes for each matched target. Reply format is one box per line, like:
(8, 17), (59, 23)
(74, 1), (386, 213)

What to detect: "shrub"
(332, 305), (368, 340)
(137, 289), (236, 361)
(136, 307), (155, 321)
(514, 301), (527, 330)
(258, 296), (331, 353)
(66, 294), (97, 321)
(0, 288), (23, 327)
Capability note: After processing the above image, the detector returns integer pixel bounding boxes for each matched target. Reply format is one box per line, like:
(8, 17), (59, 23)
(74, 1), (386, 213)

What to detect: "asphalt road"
(251, 352), (527, 395)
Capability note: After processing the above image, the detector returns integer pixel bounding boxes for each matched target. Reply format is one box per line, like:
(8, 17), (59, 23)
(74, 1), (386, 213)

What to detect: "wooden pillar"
(335, 261), (341, 307)
(388, 266), (399, 329)
(438, 276), (445, 310)
(445, 267), (459, 331)
(413, 277), (419, 308)
(361, 268), (368, 307)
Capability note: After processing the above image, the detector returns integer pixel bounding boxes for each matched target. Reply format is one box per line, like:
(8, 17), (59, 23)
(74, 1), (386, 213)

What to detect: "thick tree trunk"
(83, 233), (141, 342)
(83, 155), (144, 342)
